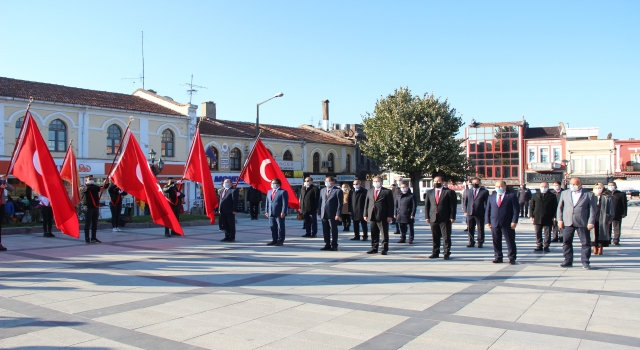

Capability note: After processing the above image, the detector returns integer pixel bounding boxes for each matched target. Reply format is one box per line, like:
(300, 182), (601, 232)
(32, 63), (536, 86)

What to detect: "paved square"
(1, 205), (640, 349)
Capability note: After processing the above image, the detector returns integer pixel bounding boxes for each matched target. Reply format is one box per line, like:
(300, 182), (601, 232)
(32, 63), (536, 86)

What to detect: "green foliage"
(360, 87), (473, 182)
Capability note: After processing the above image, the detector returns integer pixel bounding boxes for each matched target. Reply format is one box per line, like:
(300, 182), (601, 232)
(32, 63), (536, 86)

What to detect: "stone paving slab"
(1, 206), (640, 349)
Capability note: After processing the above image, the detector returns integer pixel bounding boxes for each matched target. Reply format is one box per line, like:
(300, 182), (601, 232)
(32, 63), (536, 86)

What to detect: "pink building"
(523, 126), (567, 186)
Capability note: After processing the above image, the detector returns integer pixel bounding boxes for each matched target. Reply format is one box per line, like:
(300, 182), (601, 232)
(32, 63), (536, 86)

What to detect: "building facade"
(523, 125), (567, 186)
(613, 139), (640, 191)
(565, 127), (615, 187)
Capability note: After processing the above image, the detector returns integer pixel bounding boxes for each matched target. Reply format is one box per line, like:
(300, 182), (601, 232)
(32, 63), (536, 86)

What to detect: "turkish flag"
(60, 146), (80, 206)
(109, 129), (183, 235)
(239, 138), (300, 210)
(8, 111), (79, 238)
(183, 128), (218, 224)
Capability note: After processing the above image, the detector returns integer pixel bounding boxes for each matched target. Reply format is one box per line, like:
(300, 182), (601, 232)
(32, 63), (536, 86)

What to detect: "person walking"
(425, 176), (457, 259)
(485, 181), (520, 264)
(557, 177), (597, 269)
(247, 186), (262, 220)
(163, 177), (184, 237)
(608, 181), (628, 246)
(591, 183), (613, 255)
(79, 175), (103, 244)
(364, 176), (394, 255)
(300, 177), (320, 237)
(530, 182), (557, 252)
(518, 183), (532, 218)
(39, 196), (54, 238)
(318, 176), (343, 251)
(395, 183), (416, 244)
(340, 184), (351, 232)
(105, 180), (127, 232)
(219, 179), (239, 242)
(265, 178), (288, 246)
(551, 181), (564, 243)
(463, 177), (489, 248)
(349, 179), (368, 241)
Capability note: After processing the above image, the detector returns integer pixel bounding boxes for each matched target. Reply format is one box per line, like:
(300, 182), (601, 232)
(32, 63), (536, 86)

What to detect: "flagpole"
(107, 116), (134, 180)
(5, 97), (34, 178)
(235, 130), (262, 187)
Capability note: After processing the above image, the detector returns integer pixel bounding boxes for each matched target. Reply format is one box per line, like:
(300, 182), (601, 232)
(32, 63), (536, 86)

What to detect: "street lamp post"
(148, 148), (164, 176)
(256, 92), (284, 137)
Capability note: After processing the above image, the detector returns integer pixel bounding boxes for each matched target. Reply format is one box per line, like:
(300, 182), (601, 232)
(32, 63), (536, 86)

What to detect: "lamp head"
(275, 92), (284, 98)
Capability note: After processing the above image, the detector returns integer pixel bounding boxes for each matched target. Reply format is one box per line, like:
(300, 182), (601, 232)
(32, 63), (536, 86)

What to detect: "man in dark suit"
(530, 182), (558, 252)
(391, 177), (402, 234)
(219, 179), (239, 242)
(518, 183), (532, 218)
(463, 177), (489, 248)
(551, 181), (564, 243)
(265, 178), (288, 246)
(363, 176), (394, 255)
(485, 180), (520, 264)
(300, 177), (320, 237)
(425, 176), (457, 259)
(247, 186), (262, 220)
(349, 179), (368, 241)
(79, 175), (104, 244)
(163, 177), (184, 237)
(104, 179), (127, 232)
(608, 181), (628, 245)
(557, 177), (596, 269)
(318, 176), (343, 251)
(395, 183), (416, 244)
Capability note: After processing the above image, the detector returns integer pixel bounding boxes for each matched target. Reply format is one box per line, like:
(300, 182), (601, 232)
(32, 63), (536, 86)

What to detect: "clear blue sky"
(1, 1), (638, 139)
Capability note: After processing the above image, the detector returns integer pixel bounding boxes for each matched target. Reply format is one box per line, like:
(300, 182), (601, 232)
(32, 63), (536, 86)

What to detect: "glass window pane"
(502, 133), (510, 139)
(478, 160), (485, 165)
(540, 148), (549, 162)
(477, 154), (485, 160)
(553, 148), (561, 162)
(487, 167), (493, 178)
(529, 149), (536, 162)
(494, 153), (501, 160)
(478, 142), (485, 153)
(511, 159), (519, 165)
(495, 167), (501, 178)
(512, 167), (519, 177)
(511, 140), (518, 151)
(485, 154), (493, 159)
(510, 132), (518, 138)
(585, 159), (593, 174)
(511, 152), (518, 159)
(503, 166), (511, 178)
(469, 143), (476, 152)
(469, 154), (477, 160)
(494, 141), (501, 151)
(477, 133), (485, 141)
(502, 140), (510, 152)
(486, 160), (494, 165)
(477, 166), (485, 177)
(486, 141), (493, 152)
(469, 133), (477, 140)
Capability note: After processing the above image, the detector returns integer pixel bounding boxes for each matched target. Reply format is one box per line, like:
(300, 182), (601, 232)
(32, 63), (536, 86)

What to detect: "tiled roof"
(0, 77), (185, 116)
(199, 119), (354, 146)
(525, 126), (561, 139)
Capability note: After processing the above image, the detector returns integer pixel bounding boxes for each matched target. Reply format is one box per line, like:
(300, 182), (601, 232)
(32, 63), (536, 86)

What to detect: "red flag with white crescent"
(183, 128), (218, 224)
(8, 111), (79, 238)
(60, 146), (81, 206)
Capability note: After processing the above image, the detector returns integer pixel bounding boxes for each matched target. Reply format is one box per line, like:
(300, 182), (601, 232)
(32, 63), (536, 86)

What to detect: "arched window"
(48, 119), (67, 152)
(313, 152), (320, 173)
(346, 154), (351, 173)
(207, 146), (219, 171)
(328, 153), (334, 173)
(230, 147), (242, 171)
(106, 124), (122, 155)
(283, 150), (293, 161)
(15, 117), (24, 144)
(161, 129), (174, 157)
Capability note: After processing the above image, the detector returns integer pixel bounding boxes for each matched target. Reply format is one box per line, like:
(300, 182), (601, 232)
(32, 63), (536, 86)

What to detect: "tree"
(360, 87), (473, 199)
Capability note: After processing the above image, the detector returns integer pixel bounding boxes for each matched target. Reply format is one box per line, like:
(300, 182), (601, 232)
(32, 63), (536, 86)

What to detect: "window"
(48, 119), (67, 152)
(529, 148), (536, 163)
(328, 153), (334, 172)
(15, 117), (23, 142)
(572, 159), (581, 173)
(495, 167), (501, 178)
(161, 129), (174, 157)
(584, 159), (593, 174)
(512, 167), (519, 178)
(540, 148), (549, 163)
(345, 154), (351, 173)
(486, 167), (493, 178)
(469, 142), (476, 152)
(283, 150), (293, 161)
(207, 146), (219, 171)
(229, 147), (241, 171)
(106, 124), (122, 155)
(598, 158), (607, 173)
(313, 152), (320, 173)
(553, 148), (561, 163)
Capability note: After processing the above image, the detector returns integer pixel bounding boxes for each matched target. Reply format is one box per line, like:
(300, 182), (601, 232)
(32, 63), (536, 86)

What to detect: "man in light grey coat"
(557, 177), (597, 269)
(0, 175), (15, 251)
(318, 176), (343, 251)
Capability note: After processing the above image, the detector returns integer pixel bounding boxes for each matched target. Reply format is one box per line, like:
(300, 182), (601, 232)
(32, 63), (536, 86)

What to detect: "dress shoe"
(614, 242), (620, 246)
(350, 237), (361, 241)
(275, 242), (283, 246)
(311, 234), (317, 238)
(0, 244), (7, 251)
(583, 264), (592, 270)
(85, 239), (91, 244)
(408, 240), (413, 245)
(428, 254), (439, 259)
(544, 247), (550, 252)
(559, 261), (573, 268)
(171, 233), (180, 236)
(551, 238), (559, 243)
(91, 238), (101, 243)
(381, 251), (388, 255)
(509, 260), (516, 265)
(302, 233), (312, 237)
(533, 247), (543, 252)
(366, 249), (378, 254)
(443, 255), (450, 260)
(165, 233), (171, 237)
(466, 243), (475, 248)
(43, 232), (56, 238)
(477, 244), (483, 248)
(266, 241), (277, 246)
(492, 258), (503, 263)
(397, 239), (406, 243)
(362, 236), (368, 241)
(463, 228), (468, 231)
(330, 247), (339, 251)
(393, 232), (400, 235)
(221, 238), (229, 242)
(320, 246), (331, 251)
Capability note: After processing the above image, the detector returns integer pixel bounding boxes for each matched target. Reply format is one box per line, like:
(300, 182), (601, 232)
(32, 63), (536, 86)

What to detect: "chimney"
(201, 101), (216, 119)
(322, 100), (330, 131)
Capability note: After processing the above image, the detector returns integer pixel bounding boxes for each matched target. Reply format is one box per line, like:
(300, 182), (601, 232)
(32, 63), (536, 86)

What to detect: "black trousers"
(563, 226), (591, 265)
(534, 224), (552, 248)
(165, 205), (180, 235)
(400, 221), (415, 240)
(352, 219), (368, 238)
(220, 212), (236, 240)
(430, 221), (452, 256)
(322, 217), (340, 248)
(341, 214), (351, 229)
(491, 225), (517, 261)
(519, 201), (530, 217)
(110, 204), (122, 228)
(42, 206), (53, 234)
(84, 207), (99, 240)
(249, 201), (260, 219)
(467, 215), (485, 245)
(304, 212), (317, 235)
(370, 220), (389, 252)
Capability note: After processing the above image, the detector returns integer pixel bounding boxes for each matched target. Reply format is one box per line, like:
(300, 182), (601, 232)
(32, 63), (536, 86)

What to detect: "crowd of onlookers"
(4, 194), (43, 224)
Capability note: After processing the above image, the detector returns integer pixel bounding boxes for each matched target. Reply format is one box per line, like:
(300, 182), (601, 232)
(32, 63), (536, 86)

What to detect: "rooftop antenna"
(120, 31), (145, 89)
(180, 74), (207, 104)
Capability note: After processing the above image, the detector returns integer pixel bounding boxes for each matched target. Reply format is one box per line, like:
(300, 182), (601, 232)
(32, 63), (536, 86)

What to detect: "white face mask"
(271, 184), (279, 190)
(86, 180), (94, 185)
(373, 182), (381, 188)
(223, 183), (231, 189)
(540, 187), (549, 193)
(467, 185), (473, 189)
(401, 187), (408, 193)
(608, 186), (616, 192)
(570, 185), (580, 192)
(325, 182), (333, 187)
(593, 188), (603, 195)
(341, 187), (348, 191)
(554, 186), (561, 192)
(304, 181), (310, 187)
(353, 185), (360, 190)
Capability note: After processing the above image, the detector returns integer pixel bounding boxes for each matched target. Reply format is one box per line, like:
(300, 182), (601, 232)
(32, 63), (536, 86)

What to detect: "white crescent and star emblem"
(136, 164), (144, 183)
(32, 151), (42, 175)
(260, 159), (272, 182)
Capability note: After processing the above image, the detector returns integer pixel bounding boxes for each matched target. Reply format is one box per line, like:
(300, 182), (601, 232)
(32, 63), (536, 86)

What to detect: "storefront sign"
(336, 175), (356, 182)
(526, 172), (564, 183)
(212, 173), (247, 186)
(277, 161), (302, 170)
(310, 174), (325, 182)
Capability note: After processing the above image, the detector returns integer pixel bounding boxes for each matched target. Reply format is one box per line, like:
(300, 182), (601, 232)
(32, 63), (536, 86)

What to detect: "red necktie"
(435, 189), (440, 204)
(374, 189), (379, 201)
(497, 194), (503, 207)
(271, 189), (276, 200)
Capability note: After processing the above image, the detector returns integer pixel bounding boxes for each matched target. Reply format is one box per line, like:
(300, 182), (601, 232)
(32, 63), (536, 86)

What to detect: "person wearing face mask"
(395, 183), (416, 244)
(591, 183), (613, 255)
(299, 177), (319, 237)
(518, 184), (532, 218)
(463, 178), (489, 248)
(219, 179), (239, 242)
(461, 180), (473, 232)
(551, 181), (564, 243)
(317, 176), (343, 251)
(340, 184), (351, 232)
(530, 182), (557, 252)
(425, 176), (457, 259)
(363, 176), (394, 254)
(348, 180), (368, 241)
(607, 181), (628, 246)
(163, 177), (185, 237)
(557, 177), (597, 269)
(79, 175), (104, 244)
(247, 186), (262, 220)
(265, 178), (288, 246)
(391, 177), (403, 235)
(485, 181), (520, 264)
